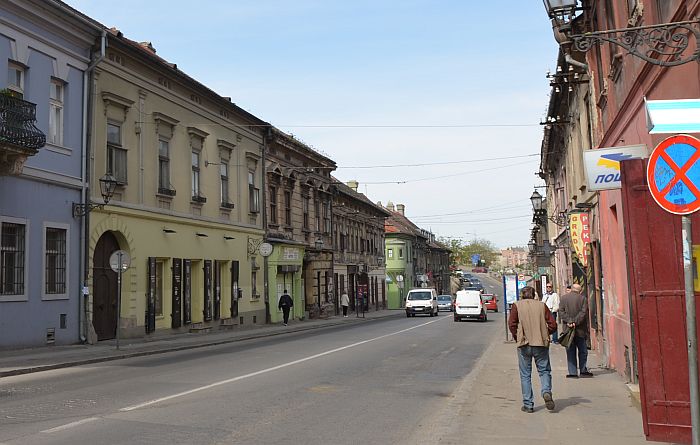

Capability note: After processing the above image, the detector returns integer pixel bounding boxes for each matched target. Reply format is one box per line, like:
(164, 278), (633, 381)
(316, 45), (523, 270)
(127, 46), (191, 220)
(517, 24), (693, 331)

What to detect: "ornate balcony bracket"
(571, 19), (700, 67)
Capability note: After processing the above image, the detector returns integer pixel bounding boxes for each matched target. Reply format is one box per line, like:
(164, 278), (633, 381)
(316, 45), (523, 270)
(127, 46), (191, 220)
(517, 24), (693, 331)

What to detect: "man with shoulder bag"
(508, 286), (558, 413)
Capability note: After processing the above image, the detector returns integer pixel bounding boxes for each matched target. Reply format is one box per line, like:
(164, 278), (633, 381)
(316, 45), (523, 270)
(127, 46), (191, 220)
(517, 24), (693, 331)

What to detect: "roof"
(104, 29), (270, 129)
(332, 178), (392, 217)
(384, 209), (428, 239)
(271, 127), (336, 167)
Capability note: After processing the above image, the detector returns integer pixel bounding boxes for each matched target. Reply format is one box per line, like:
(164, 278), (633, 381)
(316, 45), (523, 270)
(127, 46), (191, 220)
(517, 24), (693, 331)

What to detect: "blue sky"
(66, 1), (559, 248)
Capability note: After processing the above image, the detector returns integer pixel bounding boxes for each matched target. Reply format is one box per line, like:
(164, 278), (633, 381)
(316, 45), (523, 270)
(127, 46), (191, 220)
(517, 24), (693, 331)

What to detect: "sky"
(65, 1), (559, 249)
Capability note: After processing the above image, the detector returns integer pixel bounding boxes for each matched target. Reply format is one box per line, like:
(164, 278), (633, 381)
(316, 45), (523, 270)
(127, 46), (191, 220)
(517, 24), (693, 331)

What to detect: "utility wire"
(340, 153), (538, 168)
(362, 159), (537, 185)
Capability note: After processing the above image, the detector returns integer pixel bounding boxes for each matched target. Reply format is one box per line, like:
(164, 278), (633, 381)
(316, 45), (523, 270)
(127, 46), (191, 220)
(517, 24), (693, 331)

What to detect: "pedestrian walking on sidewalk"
(559, 283), (592, 378)
(279, 290), (293, 326)
(542, 283), (560, 344)
(341, 292), (349, 317)
(508, 286), (558, 413)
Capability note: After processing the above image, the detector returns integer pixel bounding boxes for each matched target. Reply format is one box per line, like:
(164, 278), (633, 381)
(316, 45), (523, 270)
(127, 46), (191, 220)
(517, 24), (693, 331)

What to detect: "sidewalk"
(0, 309), (402, 378)
(411, 329), (656, 445)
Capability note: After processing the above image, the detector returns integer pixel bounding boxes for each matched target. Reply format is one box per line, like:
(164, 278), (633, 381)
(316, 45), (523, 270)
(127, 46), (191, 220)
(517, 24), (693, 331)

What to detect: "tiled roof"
(332, 178), (392, 217)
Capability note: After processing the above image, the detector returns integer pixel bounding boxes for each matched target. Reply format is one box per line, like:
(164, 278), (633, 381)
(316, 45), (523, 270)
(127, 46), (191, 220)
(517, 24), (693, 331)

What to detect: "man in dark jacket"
(559, 283), (592, 378)
(278, 290), (293, 326)
(508, 286), (558, 413)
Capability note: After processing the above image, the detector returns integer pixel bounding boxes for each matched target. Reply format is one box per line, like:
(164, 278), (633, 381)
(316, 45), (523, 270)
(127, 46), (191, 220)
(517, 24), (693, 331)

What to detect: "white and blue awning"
(646, 98), (700, 134)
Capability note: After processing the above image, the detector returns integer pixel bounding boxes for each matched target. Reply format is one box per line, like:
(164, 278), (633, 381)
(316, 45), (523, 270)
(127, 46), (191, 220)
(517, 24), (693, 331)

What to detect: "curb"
(0, 312), (403, 378)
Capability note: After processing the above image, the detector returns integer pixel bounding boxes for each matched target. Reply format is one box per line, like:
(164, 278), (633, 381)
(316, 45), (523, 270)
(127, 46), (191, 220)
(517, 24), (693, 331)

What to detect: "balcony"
(0, 93), (46, 175)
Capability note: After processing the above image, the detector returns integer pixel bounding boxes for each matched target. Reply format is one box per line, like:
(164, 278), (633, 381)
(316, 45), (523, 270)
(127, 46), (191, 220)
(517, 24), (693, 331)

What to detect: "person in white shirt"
(542, 283), (560, 343)
(341, 292), (350, 317)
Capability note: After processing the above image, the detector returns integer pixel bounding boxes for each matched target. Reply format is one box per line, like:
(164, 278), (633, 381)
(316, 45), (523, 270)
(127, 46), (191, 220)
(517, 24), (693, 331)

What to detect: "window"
(388, 248), (393, 259)
(1, 222), (26, 296)
(323, 202), (330, 233)
(269, 186), (278, 224)
(191, 151), (200, 198)
(49, 80), (64, 145)
(7, 62), (24, 98)
(249, 171), (260, 213)
(45, 227), (67, 295)
(158, 139), (170, 192)
(284, 191), (292, 225)
(220, 161), (229, 205)
(107, 123), (127, 183)
(315, 200), (321, 232)
(155, 260), (164, 316)
(399, 248), (404, 259)
(303, 196), (310, 229)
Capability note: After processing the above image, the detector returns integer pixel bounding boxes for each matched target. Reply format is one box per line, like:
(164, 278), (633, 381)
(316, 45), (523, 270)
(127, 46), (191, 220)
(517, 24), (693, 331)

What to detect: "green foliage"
(438, 237), (499, 269)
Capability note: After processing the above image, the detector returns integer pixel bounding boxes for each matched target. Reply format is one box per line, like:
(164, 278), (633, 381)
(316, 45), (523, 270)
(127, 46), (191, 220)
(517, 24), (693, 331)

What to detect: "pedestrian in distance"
(508, 286), (558, 413)
(341, 292), (350, 317)
(278, 290), (293, 326)
(542, 283), (560, 344)
(559, 283), (593, 378)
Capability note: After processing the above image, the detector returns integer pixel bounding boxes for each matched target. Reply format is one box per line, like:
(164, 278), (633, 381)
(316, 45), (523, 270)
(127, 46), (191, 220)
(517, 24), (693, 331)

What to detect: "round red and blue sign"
(647, 134), (700, 215)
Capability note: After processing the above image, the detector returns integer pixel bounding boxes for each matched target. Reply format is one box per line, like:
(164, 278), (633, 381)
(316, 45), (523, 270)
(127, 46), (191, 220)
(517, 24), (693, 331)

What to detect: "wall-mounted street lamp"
(530, 190), (568, 227)
(72, 174), (118, 217)
(543, 0), (700, 67)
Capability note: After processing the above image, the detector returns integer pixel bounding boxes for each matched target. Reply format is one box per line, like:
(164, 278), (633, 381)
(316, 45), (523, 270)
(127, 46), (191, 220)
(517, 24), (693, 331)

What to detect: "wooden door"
(93, 232), (119, 340)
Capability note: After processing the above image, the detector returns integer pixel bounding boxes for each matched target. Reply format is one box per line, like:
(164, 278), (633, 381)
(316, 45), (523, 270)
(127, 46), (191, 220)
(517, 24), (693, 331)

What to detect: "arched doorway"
(93, 231), (120, 340)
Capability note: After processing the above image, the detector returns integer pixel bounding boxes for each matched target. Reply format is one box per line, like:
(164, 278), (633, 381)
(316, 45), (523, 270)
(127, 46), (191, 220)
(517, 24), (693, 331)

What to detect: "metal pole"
(683, 216), (700, 445)
(116, 252), (122, 351)
(503, 274), (509, 342)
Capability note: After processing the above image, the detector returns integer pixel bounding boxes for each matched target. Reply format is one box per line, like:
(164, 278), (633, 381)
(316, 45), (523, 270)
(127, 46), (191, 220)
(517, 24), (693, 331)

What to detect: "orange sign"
(569, 212), (591, 267)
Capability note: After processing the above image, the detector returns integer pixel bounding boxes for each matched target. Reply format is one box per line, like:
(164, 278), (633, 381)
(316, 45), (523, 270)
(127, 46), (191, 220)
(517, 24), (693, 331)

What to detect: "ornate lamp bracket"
(570, 19), (700, 67)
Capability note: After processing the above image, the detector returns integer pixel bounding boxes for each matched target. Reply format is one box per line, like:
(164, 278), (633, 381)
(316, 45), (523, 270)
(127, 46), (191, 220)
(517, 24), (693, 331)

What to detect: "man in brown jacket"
(559, 283), (592, 378)
(508, 286), (558, 413)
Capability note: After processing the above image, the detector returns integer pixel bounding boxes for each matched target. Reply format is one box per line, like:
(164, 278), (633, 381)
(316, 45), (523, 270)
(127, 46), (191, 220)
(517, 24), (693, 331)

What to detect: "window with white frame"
(388, 248), (393, 259)
(248, 170), (260, 213)
(45, 226), (67, 295)
(220, 161), (229, 205)
(191, 151), (200, 198)
(158, 139), (170, 192)
(1, 221), (26, 296)
(107, 122), (127, 183)
(48, 79), (64, 145)
(7, 62), (24, 98)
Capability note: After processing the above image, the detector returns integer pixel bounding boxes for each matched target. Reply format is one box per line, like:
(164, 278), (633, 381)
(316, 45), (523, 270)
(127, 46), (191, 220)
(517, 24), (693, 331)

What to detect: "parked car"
(454, 289), (487, 322)
(437, 295), (453, 311)
(472, 267), (488, 273)
(481, 293), (498, 312)
(405, 288), (439, 317)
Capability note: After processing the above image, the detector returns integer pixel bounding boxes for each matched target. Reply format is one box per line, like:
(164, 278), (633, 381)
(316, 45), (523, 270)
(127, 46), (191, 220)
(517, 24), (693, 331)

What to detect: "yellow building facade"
(87, 31), (267, 340)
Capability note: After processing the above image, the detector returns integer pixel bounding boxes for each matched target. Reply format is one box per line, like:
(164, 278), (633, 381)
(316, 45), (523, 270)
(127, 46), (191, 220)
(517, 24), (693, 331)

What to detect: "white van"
(454, 289), (487, 322)
(405, 288), (438, 317)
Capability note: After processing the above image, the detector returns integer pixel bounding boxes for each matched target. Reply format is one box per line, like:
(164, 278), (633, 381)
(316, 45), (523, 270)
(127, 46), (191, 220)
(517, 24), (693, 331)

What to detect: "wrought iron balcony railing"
(0, 93), (46, 151)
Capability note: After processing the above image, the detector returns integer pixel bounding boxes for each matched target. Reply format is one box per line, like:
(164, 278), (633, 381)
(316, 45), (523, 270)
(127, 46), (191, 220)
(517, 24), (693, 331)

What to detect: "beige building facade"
(87, 29), (267, 340)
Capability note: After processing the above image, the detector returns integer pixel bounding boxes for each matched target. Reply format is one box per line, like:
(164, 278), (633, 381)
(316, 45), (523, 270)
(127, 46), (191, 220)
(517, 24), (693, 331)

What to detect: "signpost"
(396, 274), (404, 308)
(647, 134), (700, 444)
(471, 254), (481, 266)
(109, 250), (130, 350)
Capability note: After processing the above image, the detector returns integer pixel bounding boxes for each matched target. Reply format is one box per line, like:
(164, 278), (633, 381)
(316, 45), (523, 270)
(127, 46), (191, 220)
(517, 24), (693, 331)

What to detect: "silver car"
(437, 295), (453, 311)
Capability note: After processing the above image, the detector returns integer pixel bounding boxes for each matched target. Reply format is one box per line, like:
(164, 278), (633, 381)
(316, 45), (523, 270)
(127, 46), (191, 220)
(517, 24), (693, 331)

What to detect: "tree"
(438, 237), (499, 270)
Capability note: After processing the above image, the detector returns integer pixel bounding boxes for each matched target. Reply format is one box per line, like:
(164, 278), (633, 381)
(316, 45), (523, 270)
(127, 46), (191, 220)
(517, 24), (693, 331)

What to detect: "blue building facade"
(0, 1), (99, 347)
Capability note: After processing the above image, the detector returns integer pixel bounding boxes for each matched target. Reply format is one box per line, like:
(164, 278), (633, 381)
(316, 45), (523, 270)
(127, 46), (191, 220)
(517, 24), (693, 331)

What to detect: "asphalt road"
(0, 274), (503, 445)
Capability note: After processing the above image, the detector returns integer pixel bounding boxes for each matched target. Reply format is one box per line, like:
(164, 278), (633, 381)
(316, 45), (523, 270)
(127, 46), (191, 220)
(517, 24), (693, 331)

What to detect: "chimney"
(396, 204), (405, 216)
(347, 180), (359, 192)
(376, 201), (382, 207)
(139, 41), (157, 54)
(386, 201), (395, 212)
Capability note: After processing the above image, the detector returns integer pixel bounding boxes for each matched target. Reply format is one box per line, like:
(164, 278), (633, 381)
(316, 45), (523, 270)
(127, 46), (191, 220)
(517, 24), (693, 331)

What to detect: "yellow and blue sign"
(583, 145), (649, 191)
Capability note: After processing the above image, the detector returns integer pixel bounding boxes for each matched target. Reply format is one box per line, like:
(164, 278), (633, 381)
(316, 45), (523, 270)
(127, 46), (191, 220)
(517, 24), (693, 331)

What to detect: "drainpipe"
(565, 53), (588, 71)
(262, 126), (271, 324)
(79, 30), (106, 343)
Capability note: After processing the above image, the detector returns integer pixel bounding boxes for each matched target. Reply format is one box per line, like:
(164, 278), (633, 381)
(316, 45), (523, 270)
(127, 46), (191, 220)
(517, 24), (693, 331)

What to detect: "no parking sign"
(647, 134), (700, 215)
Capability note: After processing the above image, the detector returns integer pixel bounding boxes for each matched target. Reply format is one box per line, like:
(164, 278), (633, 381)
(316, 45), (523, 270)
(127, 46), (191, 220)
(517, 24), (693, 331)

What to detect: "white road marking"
(121, 317), (446, 412)
(41, 417), (99, 433)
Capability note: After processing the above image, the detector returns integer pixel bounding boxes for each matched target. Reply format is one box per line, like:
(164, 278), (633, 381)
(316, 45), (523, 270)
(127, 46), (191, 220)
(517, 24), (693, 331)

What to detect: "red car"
(481, 293), (498, 312)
